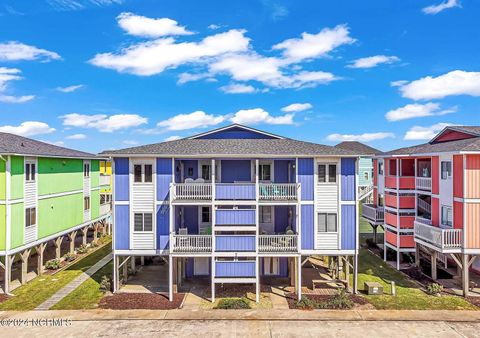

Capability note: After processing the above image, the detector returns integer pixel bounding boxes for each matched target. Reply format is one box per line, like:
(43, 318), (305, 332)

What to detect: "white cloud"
(157, 111), (227, 131)
(56, 84), (84, 93)
(208, 24), (221, 30)
(399, 70), (480, 100)
(164, 135), (182, 141)
(90, 29), (250, 76)
(422, 0), (460, 15)
(0, 41), (61, 62)
(0, 121), (55, 136)
(404, 122), (453, 140)
(0, 67), (22, 91)
(66, 133), (86, 139)
(0, 95), (35, 103)
(230, 108), (294, 125)
(385, 102), (457, 122)
(347, 55), (400, 69)
(272, 24), (355, 62)
(281, 103), (312, 113)
(61, 113), (147, 132)
(219, 83), (257, 94)
(390, 80), (408, 87)
(47, 0), (123, 11)
(177, 72), (214, 85)
(327, 132), (394, 142)
(117, 12), (193, 38)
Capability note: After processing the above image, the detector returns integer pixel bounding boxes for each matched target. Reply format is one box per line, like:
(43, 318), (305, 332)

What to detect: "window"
(378, 161), (384, 175)
(378, 194), (384, 207)
(318, 213), (337, 232)
(84, 196), (90, 211)
(134, 213), (153, 232)
(25, 207), (36, 227)
(441, 161), (452, 180)
(201, 207), (211, 223)
(134, 164), (153, 183)
(259, 164), (271, 181)
(318, 164), (337, 183)
(25, 162), (35, 181)
(441, 206), (453, 227)
(201, 164), (211, 180)
(84, 162), (90, 177)
(364, 172), (369, 181)
(260, 206), (272, 223)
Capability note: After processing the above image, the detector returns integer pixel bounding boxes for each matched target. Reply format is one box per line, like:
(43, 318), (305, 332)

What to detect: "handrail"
(258, 234), (298, 253)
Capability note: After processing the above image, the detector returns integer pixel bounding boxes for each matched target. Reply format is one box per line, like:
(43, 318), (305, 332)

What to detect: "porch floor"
(118, 257), (169, 294)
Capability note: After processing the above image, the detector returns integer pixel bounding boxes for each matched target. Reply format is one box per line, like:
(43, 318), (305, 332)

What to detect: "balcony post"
(211, 159), (216, 201)
(255, 256), (260, 303)
(462, 254), (469, 297)
(168, 254), (173, 302)
(211, 256), (216, 303)
(431, 251), (437, 280)
(297, 256), (302, 301)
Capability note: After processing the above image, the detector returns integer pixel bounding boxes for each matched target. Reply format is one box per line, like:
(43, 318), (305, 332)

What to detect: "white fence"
(361, 204), (384, 223)
(414, 220), (462, 250)
(172, 235), (212, 253)
(100, 175), (110, 186)
(258, 235), (298, 253)
(416, 177), (432, 191)
(259, 183), (299, 201)
(172, 183), (212, 200)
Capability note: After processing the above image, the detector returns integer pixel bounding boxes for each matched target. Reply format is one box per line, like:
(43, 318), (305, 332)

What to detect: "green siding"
(90, 189), (100, 219)
(38, 158), (83, 196)
(90, 160), (100, 187)
(10, 156), (24, 200)
(38, 193), (84, 239)
(0, 159), (5, 200)
(0, 205), (5, 250)
(359, 157), (373, 186)
(10, 202), (24, 249)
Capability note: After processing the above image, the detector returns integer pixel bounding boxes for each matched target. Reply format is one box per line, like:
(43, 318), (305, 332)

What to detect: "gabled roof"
(429, 125), (480, 144)
(382, 137), (480, 156)
(0, 132), (97, 159)
(188, 124), (284, 140)
(334, 141), (381, 156)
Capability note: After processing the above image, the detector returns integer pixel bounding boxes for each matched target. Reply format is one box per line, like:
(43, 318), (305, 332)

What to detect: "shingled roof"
(101, 138), (356, 157)
(383, 136), (480, 156)
(334, 141), (381, 156)
(0, 132), (97, 158)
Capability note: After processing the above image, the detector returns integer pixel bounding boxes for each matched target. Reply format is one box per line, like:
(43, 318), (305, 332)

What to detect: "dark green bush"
(295, 295), (316, 310)
(426, 283), (443, 296)
(326, 289), (354, 309)
(214, 298), (251, 309)
(45, 258), (60, 270)
(76, 244), (89, 254)
(99, 275), (112, 293)
(63, 252), (77, 262)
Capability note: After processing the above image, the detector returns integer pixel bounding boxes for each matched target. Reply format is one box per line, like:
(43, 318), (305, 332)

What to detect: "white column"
(462, 254), (469, 297)
(297, 256), (302, 301)
(4, 254), (10, 294)
(113, 254), (118, 292)
(211, 256), (216, 303)
(255, 256), (260, 303)
(168, 254), (173, 301)
(353, 253), (358, 294)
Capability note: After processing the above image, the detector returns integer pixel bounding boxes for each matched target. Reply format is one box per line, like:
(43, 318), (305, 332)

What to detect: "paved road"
(3, 319), (480, 337)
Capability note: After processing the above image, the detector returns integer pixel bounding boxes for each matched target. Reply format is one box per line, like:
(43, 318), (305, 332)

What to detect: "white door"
(194, 257), (209, 275)
(263, 257), (279, 275)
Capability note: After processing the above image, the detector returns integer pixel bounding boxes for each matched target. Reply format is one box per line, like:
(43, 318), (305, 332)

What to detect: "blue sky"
(0, 0), (478, 153)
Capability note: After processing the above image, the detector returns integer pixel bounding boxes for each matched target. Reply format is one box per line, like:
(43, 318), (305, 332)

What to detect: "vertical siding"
(431, 197), (439, 226)
(373, 159), (378, 187)
(274, 160), (290, 183)
(301, 204), (314, 250)
(115, 205), (129, 250)
(358, 157), (372, 186)
(215, 184), (255, 200)
(221, 160), (252, 182)
(466, 155), (480, 198)
(454, 201), (463, 229)
(215, 209), (256, 225)
(298, 158), (314, 201)
(182, 160), (198, 180)
(156, 204), (169, 250)
(157, 158), (172, 202)
(341, 204), (356, 250)
(453, 155), (464, 198)
(431, 156), (439, 195)
(114, 158), (129, 201)
(215, 261), (256, 277)
(341, 158), (356, 201)
(466, 203), (480, 249)
(215, 235), (256, 251)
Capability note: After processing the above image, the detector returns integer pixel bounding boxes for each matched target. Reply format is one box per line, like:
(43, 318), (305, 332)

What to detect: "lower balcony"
(215, 261), (256, 278)
(258, 234), (298, 253)
(215, 235), (256, 252)
(414, 219), (462, 252)
(171, 235), (212, 253)
(361, 204), (384, 224)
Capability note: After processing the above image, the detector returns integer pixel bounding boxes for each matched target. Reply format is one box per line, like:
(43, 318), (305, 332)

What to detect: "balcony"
(100, 174), (110, 186)
(172, 183), (212, 201)
(215, 183), (256, 200)
(215, 235), (256, 252)
(171, 235), (212, 253)
(414, 219), (462, 252)
(385, 176), (416, 190)
(259, 183), (299, 201)
(361, 204), (384, 224)
(215, 261), (256, 278)
(385, 211), (415, 229)
(416, 177), (432, 191)
(215, 209), (256, 226)
(258, 235), (298, 253)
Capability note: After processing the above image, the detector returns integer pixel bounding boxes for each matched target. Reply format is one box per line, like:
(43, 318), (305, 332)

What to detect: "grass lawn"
(357, 249), (477, 310)
(0, 241), (112, 311)
(52, 261), (113, 310)
(201, 292), (272, 309)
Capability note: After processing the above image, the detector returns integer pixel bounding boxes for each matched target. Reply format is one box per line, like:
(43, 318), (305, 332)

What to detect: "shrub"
(45, 258), (60, 270)
(76, 244), (89, 254)
(295, 295), (316, 310)
(99, 275), (112, 293)
(215, 298), (251, 309)
(63, 252), (77, 262)
(426, 283), (443, 296)
(327, 289), (354, 309)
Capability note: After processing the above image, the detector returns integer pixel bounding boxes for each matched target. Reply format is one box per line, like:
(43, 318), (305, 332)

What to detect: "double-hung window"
(84, 162), (90, 177)
(134, 164), (153, 183)
(260, 206), (273, 223)
(318, 213), (337, 232)
(318, 164), (337, 183)
(259, 163), (272, 182)
(84, 196), (90, 211)
(134, 213), (153, 232)
(25, 207), (36, 227)
(378, 161), (384, 175)
(25, 162), (36, 181)
(441, 161), (452, 180)
(201, 207), (211, 223)
(441, 206), (453, 227)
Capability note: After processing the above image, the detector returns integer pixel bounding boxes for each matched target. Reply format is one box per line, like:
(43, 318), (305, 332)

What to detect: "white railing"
(100, 174), (110, 186)
(416, 177), (432, 191)
(258, 235), (298, 253)
(172, 183), (212, 200)
(417, 198), (431, 214)
(100, 203), (111, 216)
(414, 220), (462, 250)
(259, 183), (299, 201)
(361, 204), (384, 222)
(172, 235), (212, 253)
(358, 185), (373, 201)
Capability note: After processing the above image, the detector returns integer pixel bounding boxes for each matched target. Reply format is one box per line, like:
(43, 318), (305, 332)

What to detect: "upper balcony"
(413, 218), (462, 253)
(384, 158), (432, 192)
(361, 203), (384, 224)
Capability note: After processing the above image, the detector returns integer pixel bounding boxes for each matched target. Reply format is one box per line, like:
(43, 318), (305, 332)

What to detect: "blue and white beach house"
(102, 124), (361, 302)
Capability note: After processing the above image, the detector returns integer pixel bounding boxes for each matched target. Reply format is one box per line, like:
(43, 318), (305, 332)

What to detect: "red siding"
(431, 197), (439, 226)
(466, 155), (480, 199)
(466, 203), (480, 249)
(385, 230), (397, 247)
(385, 176), (397, 189)
(454, 201), (463, 230)
(399, 177), (415, 190)
(453, 155), (464, 198)
(385, 193), (397, 208)
(373, 187), (378, 207)
(432, 156), (439, 195)
(400, 235), (415, 248)
(385, 211), (397, 227)
(373, 159), (378, 186)
(399, 216), (415, 229)
(434, 130), (476, 143)
(399, 196), (415, 209)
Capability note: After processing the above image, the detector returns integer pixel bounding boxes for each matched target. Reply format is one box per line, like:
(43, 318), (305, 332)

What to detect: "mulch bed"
(99, 293), (185, 310)
(0, 294), (10, 304)
(286, 292), (370, 310)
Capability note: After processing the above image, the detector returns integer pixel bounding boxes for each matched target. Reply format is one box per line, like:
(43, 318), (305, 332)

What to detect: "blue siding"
(175, 206), (198, 233)
(274, 206), (295, 233)
(216, 209), (256, 225)
(301, 204), (314, 250)
(341, 204), (356, 250)
(114, 205), (129, 250)
(341, 158), (356, 201)
(221, 160), (252, 182)
(215, 261), (256, 277)
(215, 236), (256, 251)
(156, 204), (169, 250)
(196, 127), (277, 139)
(298, 158), (314, 201)
(183, 160), (198, 180)
(186, 258), (194, 278)
(215, 183), (256, 200)
(274, 160), (290, 183)
(114, 158), (129, 201)
(157, 158), (172, 202)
